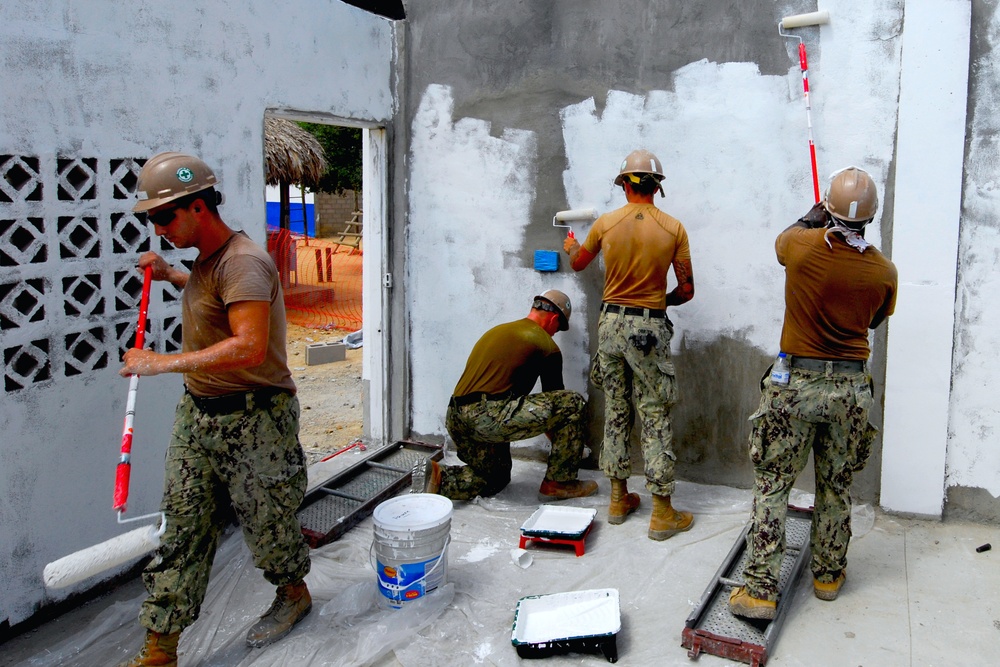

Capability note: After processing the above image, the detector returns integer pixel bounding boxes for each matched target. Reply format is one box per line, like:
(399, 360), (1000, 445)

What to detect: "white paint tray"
(511, 588), (621, 662)
(519, 504), (597, 540)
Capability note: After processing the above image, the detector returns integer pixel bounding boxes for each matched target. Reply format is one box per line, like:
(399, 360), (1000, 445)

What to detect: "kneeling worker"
(412, 290), (598, 502)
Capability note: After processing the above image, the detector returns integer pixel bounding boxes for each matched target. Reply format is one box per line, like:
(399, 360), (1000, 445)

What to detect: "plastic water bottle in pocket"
(770, 352), (791, 386)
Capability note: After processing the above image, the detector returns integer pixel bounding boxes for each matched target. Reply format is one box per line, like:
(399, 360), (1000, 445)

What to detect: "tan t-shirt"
(182, 232), (296, 397)
(453, 318), (563, 398)
(776, 226), (897, 360)
(582, 202), (691, 309)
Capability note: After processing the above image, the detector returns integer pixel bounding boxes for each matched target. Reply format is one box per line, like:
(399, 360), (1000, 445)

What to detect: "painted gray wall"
(0, 0), (394, 628)
(403, 0), (902, 492)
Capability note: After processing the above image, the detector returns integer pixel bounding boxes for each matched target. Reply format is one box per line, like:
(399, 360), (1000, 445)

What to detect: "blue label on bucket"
(377, 556), (442, 606)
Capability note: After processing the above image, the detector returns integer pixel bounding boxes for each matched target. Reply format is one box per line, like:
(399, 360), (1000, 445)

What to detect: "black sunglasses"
(135, 206), (180, 227)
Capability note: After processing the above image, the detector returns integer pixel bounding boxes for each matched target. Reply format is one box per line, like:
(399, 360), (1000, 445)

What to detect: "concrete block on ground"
(306, 341), (347, 366)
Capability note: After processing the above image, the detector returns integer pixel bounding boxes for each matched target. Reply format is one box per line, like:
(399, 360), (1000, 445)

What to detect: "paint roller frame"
(553, 207), (598, 240)
(779, 8), (831, 204)
(43, 265), (167, 589)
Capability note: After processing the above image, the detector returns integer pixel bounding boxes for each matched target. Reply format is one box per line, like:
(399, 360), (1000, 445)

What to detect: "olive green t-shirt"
(453, 318), (563, 398)
(582, 202), (691, 309)
(182, 232), (296, 397)
(776, 226), (897, 360)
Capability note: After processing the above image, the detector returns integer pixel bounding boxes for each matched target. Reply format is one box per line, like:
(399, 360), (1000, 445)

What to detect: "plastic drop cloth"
(22, 458), (877, 667)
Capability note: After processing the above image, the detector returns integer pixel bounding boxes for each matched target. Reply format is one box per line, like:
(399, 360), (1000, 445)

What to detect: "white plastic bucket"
(371, 493), (453, 609)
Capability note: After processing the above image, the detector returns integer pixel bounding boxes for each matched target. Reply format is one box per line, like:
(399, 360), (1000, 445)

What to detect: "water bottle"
(770, 352), (790, 386)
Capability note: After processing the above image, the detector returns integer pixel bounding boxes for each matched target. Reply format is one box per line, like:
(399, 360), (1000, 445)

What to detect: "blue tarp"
(266, 201), (315, 236)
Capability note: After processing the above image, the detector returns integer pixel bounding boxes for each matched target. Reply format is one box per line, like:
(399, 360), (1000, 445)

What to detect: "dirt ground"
(285, 323), (364, 465)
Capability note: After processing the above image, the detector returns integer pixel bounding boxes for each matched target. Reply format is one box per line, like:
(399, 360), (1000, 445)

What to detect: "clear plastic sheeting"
(21, 460), (881, 666)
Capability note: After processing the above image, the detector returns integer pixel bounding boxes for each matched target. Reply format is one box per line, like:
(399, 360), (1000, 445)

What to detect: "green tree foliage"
(298, 122), (362, 196)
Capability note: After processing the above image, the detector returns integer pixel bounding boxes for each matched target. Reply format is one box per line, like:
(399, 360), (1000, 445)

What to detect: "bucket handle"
(370, 535), (451, 593)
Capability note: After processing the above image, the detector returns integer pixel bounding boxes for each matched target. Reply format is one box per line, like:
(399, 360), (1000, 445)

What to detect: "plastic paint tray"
(520, 504), (597, 540)
(511, 588), (621, 662)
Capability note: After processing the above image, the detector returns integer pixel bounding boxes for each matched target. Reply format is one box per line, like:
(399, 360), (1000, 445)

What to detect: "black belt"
(186, 386), (289, 416)
(790, 357), (865, 374)
(450, 391), (514, 408)
(601, 303), (666, 319)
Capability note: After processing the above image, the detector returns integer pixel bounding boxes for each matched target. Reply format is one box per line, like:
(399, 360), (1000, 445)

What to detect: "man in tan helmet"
(564, 149), (695, 540)
(412, 290), (598, 501)
(117, 152), (312, 666)
(729, 166), (897, 621)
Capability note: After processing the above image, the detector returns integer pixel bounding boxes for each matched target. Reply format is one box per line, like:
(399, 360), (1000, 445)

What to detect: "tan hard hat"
(824, 166), (878, 223)
(133, 152), (220, 213)
(533, 289), (572, 331)
(614, 149), (665, 196)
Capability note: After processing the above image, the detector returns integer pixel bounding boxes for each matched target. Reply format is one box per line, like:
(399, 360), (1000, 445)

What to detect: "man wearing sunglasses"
(117, 152), (311, 666)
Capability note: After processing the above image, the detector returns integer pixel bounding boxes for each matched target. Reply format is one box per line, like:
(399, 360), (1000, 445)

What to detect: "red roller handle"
(113, 265), (152, 512)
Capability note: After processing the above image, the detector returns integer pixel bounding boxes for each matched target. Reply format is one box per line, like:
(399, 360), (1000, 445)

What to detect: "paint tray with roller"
(511, 588), (621, 662)
(518, 504), (597, 556)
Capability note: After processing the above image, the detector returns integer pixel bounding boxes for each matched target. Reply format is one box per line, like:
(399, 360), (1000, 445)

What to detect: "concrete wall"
(0, 0), (394, 628)
(401, 0), (1000, 521)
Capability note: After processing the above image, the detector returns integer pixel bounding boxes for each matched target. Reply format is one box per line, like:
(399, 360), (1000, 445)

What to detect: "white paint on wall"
(407, 85), (590, 437)
(948, 4), (1000, 499)
(881, 0), (971, 516)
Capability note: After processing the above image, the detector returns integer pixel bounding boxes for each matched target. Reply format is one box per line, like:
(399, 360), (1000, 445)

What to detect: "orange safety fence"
(267, 228), (362, 331)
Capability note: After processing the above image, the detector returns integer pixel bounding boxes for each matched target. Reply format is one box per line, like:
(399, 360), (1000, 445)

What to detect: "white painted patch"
(407, 85), (589, 436)
(459, 538), (501, 563)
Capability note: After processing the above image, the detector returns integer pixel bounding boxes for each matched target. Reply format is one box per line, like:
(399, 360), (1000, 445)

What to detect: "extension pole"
(779, 10), (831, 203)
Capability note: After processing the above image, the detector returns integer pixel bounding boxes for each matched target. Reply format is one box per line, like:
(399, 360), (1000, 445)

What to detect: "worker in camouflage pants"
(118, 152), (313, 667)
(565, 149), (696, 540)
(412, 290), (598, 502)
(730, 167), (897, 621)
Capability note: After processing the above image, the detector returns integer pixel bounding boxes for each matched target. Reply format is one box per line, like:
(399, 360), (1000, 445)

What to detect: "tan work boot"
(118, 630), (180, 667)
(608, 478), (640, 525)
(648, 494), (693, 540)
(246, 581), (312, 648)
(538, 478), (598, 501)
(813, 572), (846, 601)
(410, 458), (441, 494)
(728, 586), (777, 620)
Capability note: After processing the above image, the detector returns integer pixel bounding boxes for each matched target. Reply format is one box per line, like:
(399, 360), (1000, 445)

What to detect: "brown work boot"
(607, 478), (640, 525)
(813, 572), (846, 601)
(538, 478), (599, 501)
(728, 586), (777, 620)
(648, 494), (693, 540)
(118, 630), (180, 667)
(410, 458), (441, 494)
(246, 581), (312, 648)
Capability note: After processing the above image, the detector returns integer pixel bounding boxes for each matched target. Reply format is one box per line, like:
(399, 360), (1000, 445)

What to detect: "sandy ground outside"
(285, 323), (364, 466)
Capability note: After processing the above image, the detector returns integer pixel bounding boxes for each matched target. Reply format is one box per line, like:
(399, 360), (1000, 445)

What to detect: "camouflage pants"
(140, 390), (311, 634)
(595, 310), (680, 495)
(441, 390), (587, 500)
(743, 365), (877, 601)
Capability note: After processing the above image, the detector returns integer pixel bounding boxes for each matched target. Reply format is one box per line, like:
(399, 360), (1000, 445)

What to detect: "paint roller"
(43, 266), (166, 589)
(552, 207), (598, 239)
(779, 8), (831, 203)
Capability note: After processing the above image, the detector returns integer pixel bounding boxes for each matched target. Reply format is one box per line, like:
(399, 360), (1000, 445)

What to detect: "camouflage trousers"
(743, 365), (877, 601)
(140, 390), (311, 634)
(441, 390), (587, 500)
(595, 309), (680, 495)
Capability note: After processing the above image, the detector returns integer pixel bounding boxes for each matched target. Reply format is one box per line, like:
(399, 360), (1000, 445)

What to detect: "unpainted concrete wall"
(0, 0), (393, 628)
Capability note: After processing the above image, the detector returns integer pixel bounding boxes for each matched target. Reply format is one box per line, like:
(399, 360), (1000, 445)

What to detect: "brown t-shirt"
(182, 232), (296, 397)
(453, 318), (563, 398)
(776, 226), (897, 360)
(582, 202), (691, 309)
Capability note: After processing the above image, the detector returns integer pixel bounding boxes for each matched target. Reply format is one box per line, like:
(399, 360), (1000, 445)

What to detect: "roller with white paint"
(779, 8), (832, 203)
(779, 10), (830, 30)
(553, 207), (598, 239)
(43, 265), (166, 589)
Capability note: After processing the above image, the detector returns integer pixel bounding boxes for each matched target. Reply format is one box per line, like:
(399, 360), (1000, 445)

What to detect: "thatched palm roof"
(264, 117), (327, 186)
